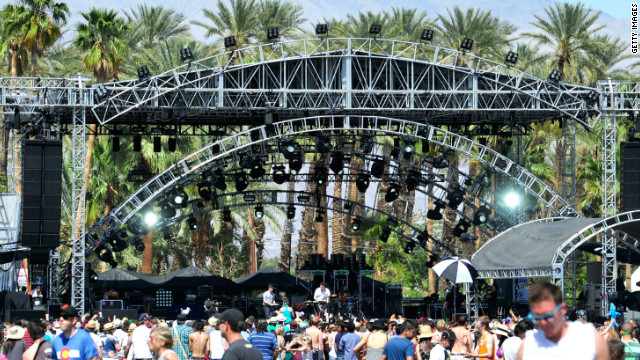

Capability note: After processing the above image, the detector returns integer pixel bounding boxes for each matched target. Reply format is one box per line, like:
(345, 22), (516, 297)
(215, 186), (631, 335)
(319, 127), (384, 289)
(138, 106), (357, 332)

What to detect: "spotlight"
(426, 256), (437, 268)
(134, 240), (146, 252)
(173, 189), (189, 207)
(473, 205), (491, 225)
(351, 218), (361, 231)
(313, 166), (328, 185)
(289, 156), (303, 175)
(188, 215), (198, 230)
(432, 156), (449, 169)
(356, 173), (370, 193)
(446, 187), (465, 209)
(371, 158), (385, 178)
(330, 152), (344, 175)
(427, 200), (446, 220)
(417, 231), (429, 248)
(369, 23), (382, 35)
(464, 177), (473, 186)
(198, 182), (213, 200)
(144, 212), (159, 227)
(403, 139), (415, 159)
(380, 227), (391, 242)
(385, 183), (401, 202)
(487, 217), (503, 231)
(420, 29), (434, 42)
(453, 219), (470, 237)
(460, 37), (473, 51)
(316, 134), (333, 153)
(360, 134), (375, 153)
(404, 241), (415, 254)
(180, 47), (194, 62)
(159, 201), (176, 219)
(128, 216), (147, 236)
(386, 217), (398, 227)
(582, 205), (596, 217)
(112, 137), (120, 152)
(505, 50), (518, 65)
(97, 245), (114, 263)
(548, 69), (563, 83)
(223, 207), (232, 222)
(137, 65), (150, 81)
(273, 165), (288, 184)
(315, 208), (325, 222)
(504, 191), (520, 208)
(239, 152), (256, 169)
(315, 23), (328, 36)
(405, 169), (421, 191)
(133, 135), (142, 152)
(213, 169), (227, 191)
(287, 204), (296, 219)
(586, 90), (599, 104)
(267, 27), (279, 40)
(224, 36), (237, 49)
(280, 139), (299, 159)
(163, 229), (173, 240)
(153, 136), (161, 152)
(460, 233), (478, 243)
(250, 161), (266, 179)
(95, 84), (109, 100)
(111, 233), (128, 253)
(235, 172), (249, 192)
(255, 204), (264, 219)
(168, 137), (177, 152)
(524, 205), (542, 219)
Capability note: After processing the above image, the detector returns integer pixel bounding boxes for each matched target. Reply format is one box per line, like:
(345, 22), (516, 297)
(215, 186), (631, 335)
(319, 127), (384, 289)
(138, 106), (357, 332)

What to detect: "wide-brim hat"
(491, 323), (510, 337)
(6, 325), (25, 340)
(85, 320), (100, 331)
(103, 322), (114, 331)
(418, 325), (434, 339)
(128, 323), (137, 332)
(371, 318), (386, 330)
(268, 316), (278, 324)
(275, 313), (286, 322)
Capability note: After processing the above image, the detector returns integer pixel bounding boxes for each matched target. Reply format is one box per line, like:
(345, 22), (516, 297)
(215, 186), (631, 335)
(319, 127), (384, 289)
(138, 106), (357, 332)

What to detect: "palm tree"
(125, 5), (190, 46)
(1, 5), (29, 76)
(256, 0), (305, 41)
(2, 0), (69, 76)
(386, 7), (431, 41)
(338, 11), (389, 38)
(192, 0), (259, 47)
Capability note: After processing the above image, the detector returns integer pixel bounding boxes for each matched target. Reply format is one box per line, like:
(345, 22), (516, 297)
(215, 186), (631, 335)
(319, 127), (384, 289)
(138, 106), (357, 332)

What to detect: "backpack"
(34, 341), (53, 360)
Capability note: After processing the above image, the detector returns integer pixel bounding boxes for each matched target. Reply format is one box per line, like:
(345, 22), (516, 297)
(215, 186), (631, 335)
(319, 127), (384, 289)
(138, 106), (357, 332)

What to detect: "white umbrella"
(432, 256), (478, 284)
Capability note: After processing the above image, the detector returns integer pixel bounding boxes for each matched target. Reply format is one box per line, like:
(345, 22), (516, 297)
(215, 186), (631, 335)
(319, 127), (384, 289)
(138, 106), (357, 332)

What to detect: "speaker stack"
(621, 142), (640, 212)
(21, 140), (63, 264)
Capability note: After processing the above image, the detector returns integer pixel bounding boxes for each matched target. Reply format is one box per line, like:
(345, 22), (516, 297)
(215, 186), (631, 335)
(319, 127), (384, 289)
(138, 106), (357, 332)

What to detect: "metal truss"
(561, 122), (576, 208)
(84, 116), (574, 262)
(86, 38), (599, 126)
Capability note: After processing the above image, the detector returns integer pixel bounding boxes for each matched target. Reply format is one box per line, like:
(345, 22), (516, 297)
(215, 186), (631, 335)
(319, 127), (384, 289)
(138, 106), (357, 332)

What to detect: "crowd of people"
(5, 282), (640, 359)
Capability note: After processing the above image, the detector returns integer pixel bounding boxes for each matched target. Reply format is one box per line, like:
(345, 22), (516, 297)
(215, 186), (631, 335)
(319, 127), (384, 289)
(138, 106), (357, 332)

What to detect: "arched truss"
(91, 38), (599, 127)
(85, 115), (575, 256)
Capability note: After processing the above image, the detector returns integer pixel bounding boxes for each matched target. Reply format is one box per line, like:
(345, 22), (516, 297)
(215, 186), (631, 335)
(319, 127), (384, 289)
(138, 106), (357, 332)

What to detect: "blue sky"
(565, 0), (630, 19)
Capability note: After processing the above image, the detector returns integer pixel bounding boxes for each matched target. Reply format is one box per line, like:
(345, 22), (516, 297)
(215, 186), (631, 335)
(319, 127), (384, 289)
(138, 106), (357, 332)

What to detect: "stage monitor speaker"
(99, 299), (124, 310)
(385, 283), (403, 317)
(9, 310), (46, 322)
(21, 139), (62, 251)
(496, 279), (514, 307)
(101, 309), (138, 321)
(48, 303), (61, 316)
(621, 142), (640, 212)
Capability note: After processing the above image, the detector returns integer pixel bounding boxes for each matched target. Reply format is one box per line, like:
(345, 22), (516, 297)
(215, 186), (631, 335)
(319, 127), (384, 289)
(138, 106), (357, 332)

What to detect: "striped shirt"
(248, 331), (278, 360)
(172, 324), (194, 360)
(623, 340), (640, 360)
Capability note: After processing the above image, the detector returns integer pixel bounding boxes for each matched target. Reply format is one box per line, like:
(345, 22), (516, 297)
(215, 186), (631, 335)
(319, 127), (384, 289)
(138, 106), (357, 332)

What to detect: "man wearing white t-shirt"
(314, 283), (331, 321)
(430, 330), (455, 360)
(130, 313), (153, 360)
(501, 320), (532, 360)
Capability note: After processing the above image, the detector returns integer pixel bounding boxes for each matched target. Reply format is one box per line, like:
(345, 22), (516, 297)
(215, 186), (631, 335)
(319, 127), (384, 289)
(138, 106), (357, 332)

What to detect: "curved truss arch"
(92, 37), (599, 127)
(86, 116), (573, 259)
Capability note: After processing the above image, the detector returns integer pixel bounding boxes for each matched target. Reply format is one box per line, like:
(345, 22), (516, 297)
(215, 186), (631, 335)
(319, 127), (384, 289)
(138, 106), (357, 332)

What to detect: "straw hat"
(103, 322), (114, 331)
(85, 320), (100, 331)
(417, 325), (435, 339)
(491, 323), (511, 337)
(6, 325), (25, 340)
(128, 323), (137, 332)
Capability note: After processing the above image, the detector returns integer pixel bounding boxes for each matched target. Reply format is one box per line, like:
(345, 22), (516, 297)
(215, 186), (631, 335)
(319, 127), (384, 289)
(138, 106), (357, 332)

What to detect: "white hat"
(208, 317), (218, 326)
(113, 319), (123, 328)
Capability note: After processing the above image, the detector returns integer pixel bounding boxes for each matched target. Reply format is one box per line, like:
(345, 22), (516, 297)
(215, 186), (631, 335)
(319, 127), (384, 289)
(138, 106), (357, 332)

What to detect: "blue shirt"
(51, 328), (100, 360)
(172, 324), (194, 360)
(382, 337), (415, 360)
(335, 331), (347, 355)
(248, 332), (278, 360)
(338, 332), (361, 360)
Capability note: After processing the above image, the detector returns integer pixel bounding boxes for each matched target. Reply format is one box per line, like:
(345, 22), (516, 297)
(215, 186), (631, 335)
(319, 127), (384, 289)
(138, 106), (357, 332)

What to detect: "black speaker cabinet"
(100, 309), (139, 321)
(385, 283), (403, 317)
(9, 310), (46, 322)
(621, 142), (640, 212)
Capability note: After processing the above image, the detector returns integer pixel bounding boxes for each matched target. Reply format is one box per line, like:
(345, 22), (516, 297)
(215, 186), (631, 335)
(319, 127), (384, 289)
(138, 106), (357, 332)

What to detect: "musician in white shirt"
(314, 283), (331, 321)
(263, 284), (278, 318)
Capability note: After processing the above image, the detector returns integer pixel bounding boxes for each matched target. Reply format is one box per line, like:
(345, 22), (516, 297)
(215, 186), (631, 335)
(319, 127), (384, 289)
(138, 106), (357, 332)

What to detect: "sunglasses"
(528, 304), (562, 324)
(59, 314), (72, 320)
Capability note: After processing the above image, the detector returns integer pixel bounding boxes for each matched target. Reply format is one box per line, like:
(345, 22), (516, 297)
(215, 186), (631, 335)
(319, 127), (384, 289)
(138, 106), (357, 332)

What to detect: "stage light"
(504, 191), (520, 208)
(385, 184), (401, 202)
(487, 217), (503, 231)
(505, 51), (518, 65)
(97, 245), (114, 263)
(369, 23), (382, 35)
(582, 205), (596, 217)
(168, 137), (177, 152)
(133, 135), (142, 152)
(356, 173), (370, 193)
(426, 255), (437, 268)
(297, 195), (310, 203)
(405, 169), (421, 191)
(446, 187), (465, 209)
(280, 139), (299, 158)
(433, 156), (449, 169)
(255, 204), (264, 219)
(198, 182), (213, 200)
(134, 240), (146, 252)
(128, 216), (147, 236)
(239, 152), (256, 169)
(316, 134), (333, 153)
(235, 172), (249, 192)
(243, 194), (256, 202)
(586, 90), (599, 104)
(250, 161), (266, 179)
(137, 65), (151, 81)
(112, 137), (120, 152)
(180, 47), (194, 62)
(460, 233), (478, 243)
(380, 227), (391, 242)
(289, 156), (303, 175)
(371, 158), (385, 178)
(223, 207), (232, 222)
(95, 84), (109, 100)
(315, 23), (328, 36)
(360, 134), (375, 153)
(460, 37), (473, 51)
(313, 166), (328, 185)
(224, 36), (237, 49)
(287, 204), (296, 219)
(188, 215), (198, 230)
(464, 177), (473, 186)
(417, 231), (429, 248)
(330, 152), (344, 175)
(213, 169), (227, 191)
(524, 205), (542, 219)
(473, 205), (491, 225)
(351, 218), (361, 231)
(404, 241), (415, 254)
(427, 200), (446, 220)
(173, 189), (188, 206)
(315, 208), (325, 222)
(273, 165), (288, 184)
(386, 217), (398, 227)
(267, 27), (280, 40)
(144, 212), (159, 227)
(159, 201), (176, 219)
(111, 234), (128, 253)
(453, 219), (470, 237)
(163, 229), (173, 240)
(420, 29), (434, 42)
(548, 69), (563, 82)
(403, 139), (415, 159)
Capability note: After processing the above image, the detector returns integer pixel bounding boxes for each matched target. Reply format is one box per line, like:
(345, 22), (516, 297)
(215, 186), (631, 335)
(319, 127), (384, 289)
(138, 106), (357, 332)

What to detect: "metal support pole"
(561, 122), (577, 209)
(48, 249), (60, 304)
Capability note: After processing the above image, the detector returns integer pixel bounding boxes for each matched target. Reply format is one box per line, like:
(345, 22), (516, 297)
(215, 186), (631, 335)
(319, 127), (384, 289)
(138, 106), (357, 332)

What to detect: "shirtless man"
(450, 315), (472, 360)
(306, 316), (324, 360)
(189, 320), (210, 360)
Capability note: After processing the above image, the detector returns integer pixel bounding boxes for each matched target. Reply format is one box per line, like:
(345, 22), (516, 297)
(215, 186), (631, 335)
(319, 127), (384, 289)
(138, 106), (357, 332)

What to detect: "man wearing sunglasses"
(51, 304), (100, 360)
(516, 282), (609, 360)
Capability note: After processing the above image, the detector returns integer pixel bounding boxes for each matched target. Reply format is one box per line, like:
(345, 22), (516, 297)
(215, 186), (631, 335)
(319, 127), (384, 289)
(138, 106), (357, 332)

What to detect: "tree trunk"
(193, 213), (212, 268)
(1, 129), (8, 180)
(278, 181), (296, 272)
(141, 232), (153, 273)
(316, 180), (329, 259)
(30, 46), (38, 77)
(349, 156), (365, 251)
(331, 166), (344, 255)
(298, 155), (319, 265)
(427, 196), (436, 294)
(9, 42), (23, 77)
(255, 219), (266, 269)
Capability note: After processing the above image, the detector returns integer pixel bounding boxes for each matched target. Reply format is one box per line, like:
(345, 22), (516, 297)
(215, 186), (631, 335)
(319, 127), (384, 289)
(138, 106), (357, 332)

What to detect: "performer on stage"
(338, 285), (351, 302)
(314, 282), (331, 321)
(263, 284), (278, 318)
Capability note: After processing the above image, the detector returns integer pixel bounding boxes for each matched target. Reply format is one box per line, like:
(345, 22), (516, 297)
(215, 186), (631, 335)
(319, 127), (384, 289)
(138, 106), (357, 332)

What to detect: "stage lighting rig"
(280, 139), (299, 159)
(473, 205), (491, 225)
(159, 201), (176, 219)
(369, 24), (382, 36)
(351, 217), (361, 231)
(198, 182), (213, 200)
(188, 215), (198, 230)
(272, 165), (289, 184)
(289, 156), (303, 175)
(460, 37), (474, 51)
(432, 155), (449, 169)
(250, 160), (266, 179)
(405, 169), (421, 191)
(173, 189), (189, 207)
(235, 172), (249, 192)
(267, 27), (280, 40)
(315, 23), (328, 36)
(255, 204), (264, 219)
(144, 211), (159, 227)
(313, 166), (329, 185)
(134, 239), (146, 252)
(417, 231), (429, 248)
(548, 69), (563, 83)
(316, 134), (333, 153)
(404, 241), (416, 254)
(137, 65), (151, 81)
(504, 51), (518, 65)
(380, 227), (391, 242)
(403, 139), (416, 160)
(386, 217), (398, 228)
(356, 173), (371, 193)
(420, 29), (434, 42)
(97, 245), (115, 264)
(371, 158), (385, 178)
(453, 219), (470, 237)
(446, 187), (465, 209)
(385, 183), (401, 202)
(287, 204), (296, 220)
(427, 200), (446, 221)
(211, 169), (227, 191)
(460, 233), (478, 243)
(330, 152), (345, 175)
(223, 207), (232, 222)
(128, 215), (148, 236)
(180, 47), (194, 62)
(360, 134), (375, 153)
(224, 36), (237, 49)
